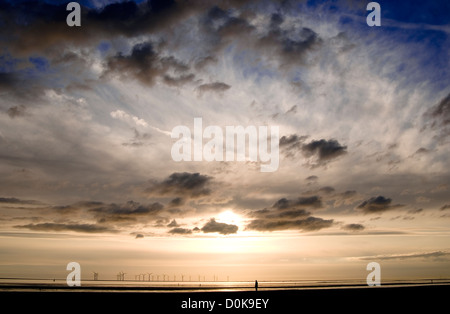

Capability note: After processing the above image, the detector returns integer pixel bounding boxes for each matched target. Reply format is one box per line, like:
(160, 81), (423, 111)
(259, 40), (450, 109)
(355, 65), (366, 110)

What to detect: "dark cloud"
(201, 5), (255, 49)
(15, 222), (115, 233)
(168, 227), (192, 235)
(0, 1), (80, 54)
(104, 41), (190, 86)
(19, 201), (98, 217)
(167, 219), (179, 227)
(426, 93), (450, 126)
(249, 195), (323, 226)
(201, 218), (238, 235)
(89, 1), (140, 23)
(148, 172), (212, 198)
(1, 0), (202, 54)
(276, 209), (311, 218)
(258, 19), (322, 67)
(0, 0), (208, 96)
(423, 93), (450, 141)
(0, 0), (329, 99)
(280, 28), (322, 64)
(319, 186), (335, 194)
(204, 6), (228, 23)
(357, 196), (403, 214)
(414, 147), (430, 155)
(0, 72), (19, 91)
(2, 197), (192, 236)
(46, 201), (104, 215)
(218, 16), (254, 38)
(246, 216), (333, 232)
(89, 200), (164, 223)
(269, 13), (284, 29)
(272, 196), (322, 210)
(279, 134), (308, 155)
(0, 197), (42, 205)
(269, 209), (311, 219)
(305, 175), (318, 181)
(440, 204), (450, 210)
(135, 233), (144, 239)
(169, 197), (185, 207)
(301, 139), (347, 166)
(247, 194), (332, 232)
(198, 5), (326, 82)
(0, 0), (329, 102)
(251, 207), (311, 219)
(0, 0), (261, 63)
(7, 105), (27, 118)
(196, 82), (231, 95)
(342, 223), (365, 232)
(280, 135), (347, 166)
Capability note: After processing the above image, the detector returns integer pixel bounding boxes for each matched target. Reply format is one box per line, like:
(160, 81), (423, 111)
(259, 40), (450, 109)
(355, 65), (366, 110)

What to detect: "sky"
(1, 0), (450, 282)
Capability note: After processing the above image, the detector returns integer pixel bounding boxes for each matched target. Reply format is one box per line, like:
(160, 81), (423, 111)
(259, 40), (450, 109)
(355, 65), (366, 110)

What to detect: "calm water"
(1, 277), (449, 292)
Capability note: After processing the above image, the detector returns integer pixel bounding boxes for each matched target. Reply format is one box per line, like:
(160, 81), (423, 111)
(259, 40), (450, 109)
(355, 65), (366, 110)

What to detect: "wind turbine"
(147, 273), (152, 282)
(181, 274), (185, 282)
(92, 271), (98, 281)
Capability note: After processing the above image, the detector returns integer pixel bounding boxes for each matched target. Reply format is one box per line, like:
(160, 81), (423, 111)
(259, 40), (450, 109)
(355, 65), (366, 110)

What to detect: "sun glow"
(216, 210), (243, 226)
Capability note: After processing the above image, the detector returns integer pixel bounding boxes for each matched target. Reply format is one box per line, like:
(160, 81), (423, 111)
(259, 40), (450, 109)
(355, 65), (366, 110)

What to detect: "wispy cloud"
(15, 222), (116, 233)
(359, 251), (450, 261)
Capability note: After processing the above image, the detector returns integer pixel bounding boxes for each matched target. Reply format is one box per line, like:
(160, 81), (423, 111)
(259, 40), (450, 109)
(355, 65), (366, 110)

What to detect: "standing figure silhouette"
(255, 280), (258, 292)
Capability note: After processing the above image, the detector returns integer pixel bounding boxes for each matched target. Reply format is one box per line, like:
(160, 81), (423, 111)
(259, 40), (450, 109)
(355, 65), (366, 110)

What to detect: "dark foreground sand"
(2, 285), (448, 313)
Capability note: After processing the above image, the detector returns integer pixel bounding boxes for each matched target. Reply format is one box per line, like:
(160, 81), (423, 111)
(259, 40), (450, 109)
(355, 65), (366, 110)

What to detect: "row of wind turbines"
(92, 271), (228, 282)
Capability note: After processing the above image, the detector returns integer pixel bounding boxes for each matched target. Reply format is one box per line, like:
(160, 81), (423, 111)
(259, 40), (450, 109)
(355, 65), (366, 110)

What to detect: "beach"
(1, 283), (448, 313)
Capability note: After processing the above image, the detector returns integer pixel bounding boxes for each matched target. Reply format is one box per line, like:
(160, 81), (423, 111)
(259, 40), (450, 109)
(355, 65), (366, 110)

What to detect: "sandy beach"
(1, 284), (448, 313)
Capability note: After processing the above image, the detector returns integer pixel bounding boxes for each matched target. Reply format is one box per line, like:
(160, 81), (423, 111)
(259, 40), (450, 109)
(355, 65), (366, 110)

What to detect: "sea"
(1, 277), (449, 292)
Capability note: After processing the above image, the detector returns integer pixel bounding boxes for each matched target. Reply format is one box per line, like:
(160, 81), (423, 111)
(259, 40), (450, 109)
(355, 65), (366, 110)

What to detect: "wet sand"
(2, 284), (448, 313)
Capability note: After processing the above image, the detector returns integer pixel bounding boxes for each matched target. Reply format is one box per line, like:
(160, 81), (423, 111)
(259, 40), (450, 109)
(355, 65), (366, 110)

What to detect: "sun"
(216, 210), (242, 226)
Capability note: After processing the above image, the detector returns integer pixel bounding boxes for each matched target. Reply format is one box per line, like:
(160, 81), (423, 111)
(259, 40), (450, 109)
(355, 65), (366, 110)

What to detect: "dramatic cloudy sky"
(1, 0), (450, 281)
